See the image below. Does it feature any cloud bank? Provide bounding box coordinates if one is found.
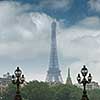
[0,1,100,83]
[0,1,54,60]
[88,0,100,12]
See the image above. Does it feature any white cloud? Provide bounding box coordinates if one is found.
[58,17,100,62]
[0,1,100,83]
[57,17,100,83]
[88,0,100,12]
[0,1,54,60]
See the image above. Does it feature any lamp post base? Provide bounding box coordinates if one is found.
[15,94,22,100]
[81,95,89,100]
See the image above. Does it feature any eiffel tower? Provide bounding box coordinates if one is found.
[46,21,63,83]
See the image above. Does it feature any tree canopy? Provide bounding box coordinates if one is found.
[1,81,100,100]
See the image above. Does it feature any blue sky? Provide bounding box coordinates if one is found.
[0,0,100,84]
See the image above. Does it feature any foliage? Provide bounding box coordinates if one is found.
[1,81,100,100]
[2,83,16,100]
[88,89,100,100]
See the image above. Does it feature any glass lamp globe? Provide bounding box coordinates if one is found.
[14,67,22,77]
[81,65,88,76]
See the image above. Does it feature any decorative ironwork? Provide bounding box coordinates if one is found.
[77,65,92,100]
[46,21,63,83]
[12,67,25,100]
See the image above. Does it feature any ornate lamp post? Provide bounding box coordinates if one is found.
[12,67,25,100]
[77,65,92,100]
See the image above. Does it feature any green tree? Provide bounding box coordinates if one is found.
[55,85,82,100]
[2,81,100,100]
[22,81,55,100]
[2,83,16,100]
[88,89,100,100]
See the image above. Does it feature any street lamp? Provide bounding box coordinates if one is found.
[12,67,25,100]
[77,65,92,100]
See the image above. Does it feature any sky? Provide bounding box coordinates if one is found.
[0,0,100,84]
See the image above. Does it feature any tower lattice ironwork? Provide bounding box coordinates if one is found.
[46,21,63,83]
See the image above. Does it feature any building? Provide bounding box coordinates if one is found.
[76,81,100,90]
[66,68,73,85]
[87,81,100,90]
[0,72,12,93]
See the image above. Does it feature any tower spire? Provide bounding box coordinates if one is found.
[66,67,72,85]
[46,20,63,83]
[68,68,70,77]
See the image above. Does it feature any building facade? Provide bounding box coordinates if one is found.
[0,72,12,93]
[87,81,100,90]
[76,81,100,90]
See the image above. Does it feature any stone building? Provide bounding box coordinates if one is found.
[87,81,100,90]
[0,72,12,93]
[76,81,100,90]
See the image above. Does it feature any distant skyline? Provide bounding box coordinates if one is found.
[0,0,100,84]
